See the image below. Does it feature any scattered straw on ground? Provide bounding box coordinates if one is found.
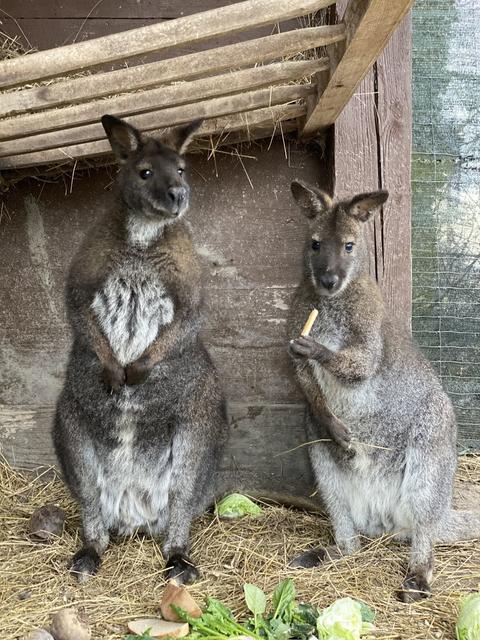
[1,457,479,640]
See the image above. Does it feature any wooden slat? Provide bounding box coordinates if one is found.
[0,84,312,159]
[0,102,306,169]
[375,15,412,330]
[301,0,414,136]
[0,59,326,141]
[0,25,344,118]
[0,0,337,87]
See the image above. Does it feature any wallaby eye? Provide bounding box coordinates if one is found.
[345,242,354,253]
[311,240,321,251]
[139,169,153,180]
[177,167,185,176]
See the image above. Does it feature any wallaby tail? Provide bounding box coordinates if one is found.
[436,509,480,544]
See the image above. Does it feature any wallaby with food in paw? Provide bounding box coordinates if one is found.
[287,180,480,601]
[53,115,228,585]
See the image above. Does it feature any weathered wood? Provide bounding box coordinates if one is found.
[0,26,344,118]
[375,15,412,330]
[0,0,337,87]
[333,0,412,329]
[301,0,414,136]
[0,1,243,19]
[0,89,310,169]
[0,60,326,141]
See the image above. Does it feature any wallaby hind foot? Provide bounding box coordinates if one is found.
[166,553,200,585]
[399,573,431,603]
[69,547,102,583]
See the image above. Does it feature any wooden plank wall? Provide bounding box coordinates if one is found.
[333,0,412,329]
[0,0,412,499]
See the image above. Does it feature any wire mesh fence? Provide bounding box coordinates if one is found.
[412,0,480,449]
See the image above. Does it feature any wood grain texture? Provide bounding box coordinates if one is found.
[301,0,414,135]
[0,1,245,19]
[0,100,308,169]
[0,26,340,117]
[0,0,336,87]
[376,15,412,329]
[333,0,412,327]
[0,61,322,146]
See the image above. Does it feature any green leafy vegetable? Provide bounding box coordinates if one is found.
[215,493,262,519]
[244,583,267,616]
[317,597,374,640]
[456,592,480,640]
[357,601,375,624]
[124,631,155,640]
[272,579,296,622]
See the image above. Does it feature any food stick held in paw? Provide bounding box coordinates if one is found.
[301,309,318,337]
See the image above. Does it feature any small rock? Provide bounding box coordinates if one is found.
[51,608,91,640]
[29,504,65,542]
[17,589,32,600]
[21,630,54,640]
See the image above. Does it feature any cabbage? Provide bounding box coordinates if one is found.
[456,593,480,640]
[317,598,374,640]
[215,493,262,519]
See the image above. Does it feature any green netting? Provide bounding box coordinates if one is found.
[412,0,480,449]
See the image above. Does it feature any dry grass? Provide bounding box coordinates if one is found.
[1,458,480,639]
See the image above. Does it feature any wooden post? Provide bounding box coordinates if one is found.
[300,0,414,137]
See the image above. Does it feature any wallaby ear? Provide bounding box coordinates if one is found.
[101,114,143,163]
[291,180,332,219]
[347,190,389,222]
[163,119,203,155]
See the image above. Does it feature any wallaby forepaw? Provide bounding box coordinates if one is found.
[102,364,125,393]
[69,547,101,583]
[329,419,352,450]
[399,574,431,603]
[125,356,152,386]
[166,554,200,585]
[289,336,329,362]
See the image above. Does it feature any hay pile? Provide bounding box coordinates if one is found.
[1,458,479,640]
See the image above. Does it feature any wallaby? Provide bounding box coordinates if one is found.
[53,115,228,585]
[287,180,480,601]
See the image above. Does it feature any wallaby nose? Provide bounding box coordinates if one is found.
[167,186,187,208]
[320,273,339,291]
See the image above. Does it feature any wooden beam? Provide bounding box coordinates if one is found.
[0,25,345,118]
[0,103,306,169]
[300,0,414,136]
[0,60,326,141]
[0,0,337,88]
[0,84,313,158]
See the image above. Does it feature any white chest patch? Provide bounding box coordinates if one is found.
[91,265,174,366]
[338,465,412,538]
[95,412,172,535]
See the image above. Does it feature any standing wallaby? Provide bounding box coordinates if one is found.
[287,180,480,601]
[53,115,228,585]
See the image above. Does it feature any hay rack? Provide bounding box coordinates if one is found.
[0,0,413,173]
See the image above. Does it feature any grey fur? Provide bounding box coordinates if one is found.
[288,180,480,601]
[53,116,227,585]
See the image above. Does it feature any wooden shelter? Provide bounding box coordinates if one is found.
[0,0,413,497]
